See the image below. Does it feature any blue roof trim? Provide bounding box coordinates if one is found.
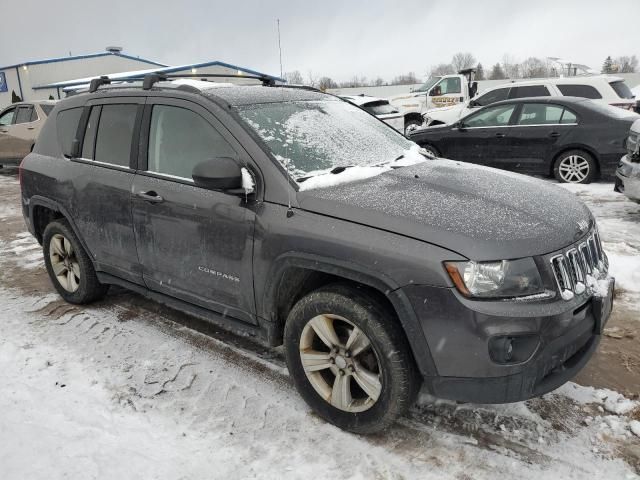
[33,60,286,89]
[0,52,166,71]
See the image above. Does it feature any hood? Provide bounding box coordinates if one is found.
[297,160,594,260]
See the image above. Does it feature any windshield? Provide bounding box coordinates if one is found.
[237,100,414,179]
[413,77,441,93]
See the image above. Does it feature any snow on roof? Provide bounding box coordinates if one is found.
[0,51,165,72]
[339,94,387,106]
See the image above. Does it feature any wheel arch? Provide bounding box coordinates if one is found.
[262,253,437,377]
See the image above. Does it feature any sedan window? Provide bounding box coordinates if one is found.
[516,104,564,125]
[14,106,33,124]
[0,107,15,126]
[463,104,517,128]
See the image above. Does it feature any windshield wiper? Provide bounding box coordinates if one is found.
[296,165,357,183]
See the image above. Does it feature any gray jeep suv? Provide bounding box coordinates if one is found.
[19,75,614,434]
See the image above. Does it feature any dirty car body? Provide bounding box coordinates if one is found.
[20,82,614,431]
[615,119,640,202]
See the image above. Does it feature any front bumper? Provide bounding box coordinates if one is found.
[401,276,614,404]
[616,154,640,202]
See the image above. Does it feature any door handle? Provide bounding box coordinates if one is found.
[27,127,35,130]
[495,132,506,138]
[136,190,164,203]
[0,129,7,133]
[549,132,561,138]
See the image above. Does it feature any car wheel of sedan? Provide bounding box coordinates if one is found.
[284,284,419,434]
[420,144,440,158]
[43,219,109,304]
[553,150,597,184]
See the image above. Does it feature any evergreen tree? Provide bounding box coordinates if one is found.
[11,90,22,103]
[48,95,55,100]
[489,63,506,80]
[602,56,614,74]
[476,63,485,80]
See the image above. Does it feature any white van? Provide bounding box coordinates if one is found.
[424,75,636,127]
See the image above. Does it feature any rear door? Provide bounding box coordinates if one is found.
[70,97,144,284]
[505,103,578,173]
[131,97,257,324]
[453,103,518,166]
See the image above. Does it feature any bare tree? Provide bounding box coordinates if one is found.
[307,70,317,88]
[373,77,385,86]
[284,70,304,84]
[451,52,476,73]
[502,54,520,79]
[429,63,454,76]
[390,72,418,85]
[520,57,548,78]
[318,77,338,90]
[489,63,506,80]
[614,55,638,73]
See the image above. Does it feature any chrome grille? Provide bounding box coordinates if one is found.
[549,231,606,300]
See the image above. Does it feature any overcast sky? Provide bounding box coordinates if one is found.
[2,0,639,82]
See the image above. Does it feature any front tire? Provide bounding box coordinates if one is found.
[284,284,419,434]
[553,150,597,184]
[420,144,440,158]
[404,119,423,135]
[43,219,109,304]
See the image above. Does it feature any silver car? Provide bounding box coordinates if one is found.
[0,101,57,166]
[340,94,405,132]
[615,118,640,202]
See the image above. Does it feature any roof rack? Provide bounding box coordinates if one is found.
[89,75,112,93]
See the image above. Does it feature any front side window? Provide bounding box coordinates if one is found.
[41,104,55,116]
[93,104,138,167]
[463,104,517,128]
[436,77,461,95]
[147,105,236,179]
[516,104,564,125]
[237,100,414,179]
[14,106,33,124]
[474,88,509,107]
[0,107,15,126]
[557,84,602,99]
[509,85,550,99]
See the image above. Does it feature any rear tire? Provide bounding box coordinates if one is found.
[43,219,109,304]
[283,284,419,434]
[553,150,597,184]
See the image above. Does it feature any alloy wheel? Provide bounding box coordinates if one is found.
[299,314,382,413]
[558,155,590,183]
[49,233,81,292]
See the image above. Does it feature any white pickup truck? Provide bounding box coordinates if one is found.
[388,69,478,132]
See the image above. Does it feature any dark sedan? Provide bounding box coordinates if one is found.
[409,97,639,183]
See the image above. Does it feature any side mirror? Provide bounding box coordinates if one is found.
[192,157,243,191]
[455,121,468,131]
[468,100,477,108]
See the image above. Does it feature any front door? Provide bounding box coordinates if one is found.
[453,103,518,166]
[131,98,257,324]
[0,106,16,160]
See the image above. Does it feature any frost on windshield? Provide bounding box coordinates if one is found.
[237,100,416,183]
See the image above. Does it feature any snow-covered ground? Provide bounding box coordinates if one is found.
[1,174,640,479]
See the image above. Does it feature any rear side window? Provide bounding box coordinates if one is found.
[81,107,101,159]
[56,107,83,157]
[93,104,138,167]
[560,109,578,124]
[557,84,602,99]
[610,81,634,99]
[517,104,564,125]
[509,85,550,99]
[15,106,33,124]
[363,101,398,115]
[30,108,38,122]
[474,88,509,106]
[147,105,236,179]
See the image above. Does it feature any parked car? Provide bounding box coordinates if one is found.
[615,118,640,202]
[340,94,405,132]
[0,101,56,166]
[424,75,636,127]
[20,76,613,434]
[410,96,638,183]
